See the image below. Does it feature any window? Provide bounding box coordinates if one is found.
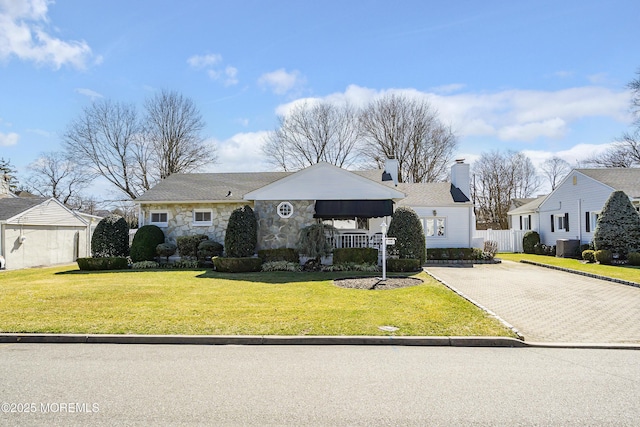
[277,202,293,218]
[520,215,531,231]
[193,209,213,226]
[425,218,445,237]
[322,218,369,230]
[557,216,565,230]
[554,213,569,232]
[150,211,168,227]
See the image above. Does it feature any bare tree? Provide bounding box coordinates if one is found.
[585,68,640,168]
[263,101,362,171]
[472,150,540,229]
[64,99,145,199]
[144,89,216,179]
[64,91,215,200]
[359,93,457,183]
[24,151,94,205]
[540,156,571,190]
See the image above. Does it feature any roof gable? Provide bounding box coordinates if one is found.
[244,162,405,201]
[576,168,640,198]
[0,197,86,226]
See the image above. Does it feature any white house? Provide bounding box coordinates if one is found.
[508,168,640,246]
[135,159,477,255]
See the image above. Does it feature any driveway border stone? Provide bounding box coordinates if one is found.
[520,260,640,288]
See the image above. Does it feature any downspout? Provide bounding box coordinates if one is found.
[578,199,582,243]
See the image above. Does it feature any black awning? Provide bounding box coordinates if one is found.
[314,200,393,219]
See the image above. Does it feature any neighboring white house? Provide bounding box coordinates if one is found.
[135,159,477,254]
[508,168,640,246]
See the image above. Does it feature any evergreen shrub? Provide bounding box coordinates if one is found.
[77,257,129,271]
[627,252,640,266]
[333,248,378,265]
[213,256,262,273]
[522,231,540,254]
[582,250,596,263]
[197,240,224,261]
[593,190,640,258]
[387,207,426,264]
[130,225,165,262]
[594,249,612,265]
[386,258,421,272]
[176,234,208,259]
[91,214,130,258]
[156,242,177,262]
[258,248,299,263]
[225,205,258,257]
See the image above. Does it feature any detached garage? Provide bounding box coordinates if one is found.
[0,198,95,270]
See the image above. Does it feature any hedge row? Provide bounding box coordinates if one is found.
[333,248,378,265]
[426,247,483,261]
[77,257,129,271]
[212,256,262,273]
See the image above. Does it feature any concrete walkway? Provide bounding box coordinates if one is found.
[426,260,640,344]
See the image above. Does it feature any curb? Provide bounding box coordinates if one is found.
[519,260,640,289]
[0,334,638,349]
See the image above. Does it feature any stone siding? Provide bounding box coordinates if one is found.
[254,200,316,250]
[142,203,244,246]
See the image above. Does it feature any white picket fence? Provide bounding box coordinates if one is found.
[474,229,526,253]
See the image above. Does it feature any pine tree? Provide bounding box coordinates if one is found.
[593,190,640,258]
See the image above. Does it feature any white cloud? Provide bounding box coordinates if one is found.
[189,52,238,86]
[0,0,94,70]
[258,68,305,95]
[0,131,19,146]
[75,88,103,100]
[205,131,271,172]
[498,118,566,141]
[187,53,222,69]
[431,83,466,94]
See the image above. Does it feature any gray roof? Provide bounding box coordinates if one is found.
[508,195,547,215]
[577,168,640,198]
[0,197,48,221]
[135,172,292,202]
[136,169,468,206]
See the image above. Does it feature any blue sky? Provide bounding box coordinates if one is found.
[0,0,638,197]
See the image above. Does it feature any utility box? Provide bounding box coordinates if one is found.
[556,239,580,258]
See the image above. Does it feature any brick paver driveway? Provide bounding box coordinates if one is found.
[426,260,640,343]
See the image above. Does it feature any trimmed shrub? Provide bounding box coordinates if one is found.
[582,250,596,263]
[177,234,208,259]
[225,205,258,258]
[387,207,426,264]
[522,231,540,254]
[213,256,262,273]
[258,248,299,263]
[594,190,640,258]
[77,257,129,271]
[261,261,302,272]
[156,242,177,262]
[197,240,224,261]
[297,223,336,262]
[323,263,380,272]
[131,260,160,269]
[628,252,640,266]
[333,248,378,265]
[386,258,421,272]
[92,214,130,258]
[594,249,612,265]
[426,248,478,260]
[130,225,165,262]
[166,259,199,269]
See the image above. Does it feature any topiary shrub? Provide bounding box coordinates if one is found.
[176,234,208,259]
[197,240,223,261]
[333,248,378,265]
[130,225,165,262]
[522,231,540,254]
[156,242,177,262]
[386,258,421,272]
[258,248,299,263]
[77,257,129,271]
[594,190,640,259]
[387,207,426,264]
[213,256,262,273]
[595,249,612,265]
[225,205,258,258]
[91,214,130,258]
[627,252,640,266]
[297,222,336,263]
[582,250,596,263]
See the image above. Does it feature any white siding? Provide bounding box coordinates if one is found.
[538,171,614,246]
[7,199,85,227]
[3,225,86,270]
[411,206,473,248]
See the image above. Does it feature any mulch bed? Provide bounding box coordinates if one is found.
[333,276,423,290]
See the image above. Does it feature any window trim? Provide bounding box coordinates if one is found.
[150,210,169,227]
[424,217,446,238]
[277,201,294,219]
[192,209,213,226]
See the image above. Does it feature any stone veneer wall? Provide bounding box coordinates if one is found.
[142,203,244,247]
[254,200,316,250]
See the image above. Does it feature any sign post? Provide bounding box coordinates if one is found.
[380,221,387,281]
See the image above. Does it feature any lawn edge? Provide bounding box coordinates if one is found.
[519,260,640,288]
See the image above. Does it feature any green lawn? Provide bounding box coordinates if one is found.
[499,253,640,284]
[0,266,514,337]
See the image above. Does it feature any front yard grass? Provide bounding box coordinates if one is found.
[499,253,640,284]
[0,266,514,337]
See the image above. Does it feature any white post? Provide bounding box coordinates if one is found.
[381,221,387,281]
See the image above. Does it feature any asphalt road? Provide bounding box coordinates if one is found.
[1,344,639,426]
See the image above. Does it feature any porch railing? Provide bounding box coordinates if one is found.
[331,232,382,249]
